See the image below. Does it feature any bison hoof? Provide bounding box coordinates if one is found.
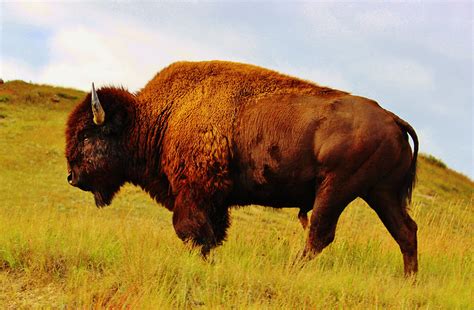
[200,244,212,258]
[290,247,318,268]
[303,246,319,259]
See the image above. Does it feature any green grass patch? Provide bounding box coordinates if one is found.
[421,153,447,169]
[57,92,78,100]
[0,95,9,103]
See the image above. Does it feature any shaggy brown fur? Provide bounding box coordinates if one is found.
[65,61,419,275]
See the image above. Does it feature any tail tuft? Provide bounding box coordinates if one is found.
[389,112,419,205]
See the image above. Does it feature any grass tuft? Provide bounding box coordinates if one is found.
[421,153,447,169]
[57,92,78,100]
[0,95,9,103]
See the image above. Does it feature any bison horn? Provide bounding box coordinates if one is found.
[91,82,105,125]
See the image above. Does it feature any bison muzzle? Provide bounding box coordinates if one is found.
[65,61,419,275]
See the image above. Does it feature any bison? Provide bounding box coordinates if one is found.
[65,61,418,275]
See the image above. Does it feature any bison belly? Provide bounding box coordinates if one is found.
[231,95,325,208]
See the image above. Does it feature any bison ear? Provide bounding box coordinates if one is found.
[91,83,105,125]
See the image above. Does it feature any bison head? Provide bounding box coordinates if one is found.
[65,84,135,207]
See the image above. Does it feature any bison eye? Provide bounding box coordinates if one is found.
[80,132,91,142]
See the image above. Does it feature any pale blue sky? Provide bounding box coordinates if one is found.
[1,1,472,178]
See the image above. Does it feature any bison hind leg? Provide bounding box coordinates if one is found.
[303,174,362,259]
[298,210,309,230]
[364,188,418,276]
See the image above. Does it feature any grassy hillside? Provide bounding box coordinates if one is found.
[0,81,472,308]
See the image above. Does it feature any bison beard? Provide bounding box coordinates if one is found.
[93,189,115,208]
[65,60,419,276]
[91,175,123,208]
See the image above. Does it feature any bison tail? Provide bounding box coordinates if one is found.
[392,114,418,206]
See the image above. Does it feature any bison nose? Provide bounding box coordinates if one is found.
[67,172,73,185]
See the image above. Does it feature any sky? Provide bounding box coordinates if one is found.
[1,1,472,178]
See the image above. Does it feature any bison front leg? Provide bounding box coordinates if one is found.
[172,190,229,257]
